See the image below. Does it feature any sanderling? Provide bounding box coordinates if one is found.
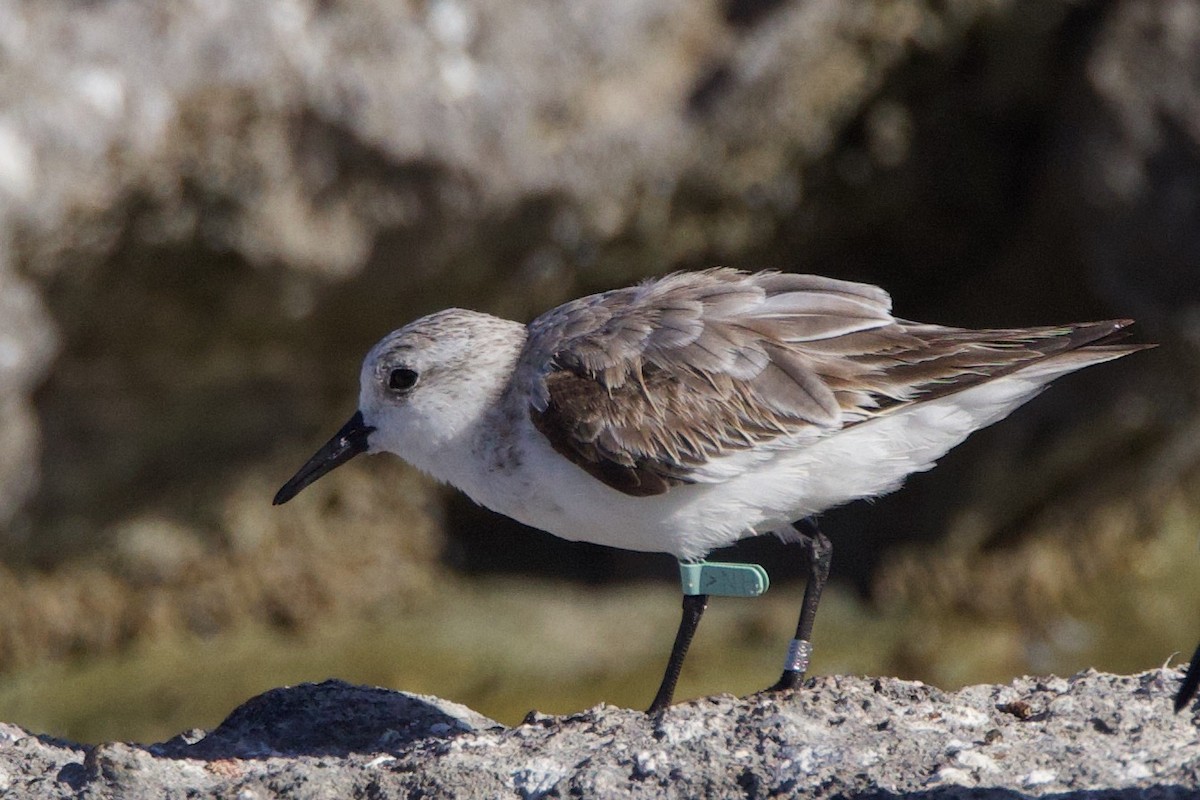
[274,268,1149,713]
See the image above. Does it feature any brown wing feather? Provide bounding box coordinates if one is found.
[521,269,1138,497]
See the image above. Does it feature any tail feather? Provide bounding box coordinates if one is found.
[1013,342,1153,380]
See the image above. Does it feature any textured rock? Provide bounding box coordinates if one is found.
[0,671,1197,798]
[0,266,56,531]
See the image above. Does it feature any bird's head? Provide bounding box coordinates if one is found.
[273,309,525,505]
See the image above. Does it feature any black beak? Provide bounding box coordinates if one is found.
[273,411,376,505]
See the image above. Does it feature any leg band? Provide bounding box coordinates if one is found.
[783,638,812,673]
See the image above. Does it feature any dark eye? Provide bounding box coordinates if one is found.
[388,368,419,392]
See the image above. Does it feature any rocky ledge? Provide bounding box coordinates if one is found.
[1,670,1197,799]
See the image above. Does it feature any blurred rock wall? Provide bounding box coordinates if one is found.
[0,0,1197,670]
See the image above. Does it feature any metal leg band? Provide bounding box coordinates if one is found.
[783,638,812,673]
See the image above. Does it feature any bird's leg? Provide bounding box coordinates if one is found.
[768,518,832,692]
[647,592,709,714]
[1175,639,1200,713]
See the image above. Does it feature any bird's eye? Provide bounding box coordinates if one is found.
[388,368,419,392]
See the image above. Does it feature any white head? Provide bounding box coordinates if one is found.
[359,309,527,459]
[274,309,526,504]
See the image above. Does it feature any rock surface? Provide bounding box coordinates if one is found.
[1,670,1197,798]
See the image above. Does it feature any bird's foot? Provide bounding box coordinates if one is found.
[645,695,674,716]
[764,669,805,694]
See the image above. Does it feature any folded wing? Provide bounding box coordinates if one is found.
[519,268,1137,497]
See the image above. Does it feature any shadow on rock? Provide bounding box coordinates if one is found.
[151,679,500,760]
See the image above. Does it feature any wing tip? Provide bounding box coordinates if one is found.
[1068,318,1155,359]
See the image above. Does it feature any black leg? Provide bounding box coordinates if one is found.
[1175,639,1200,713]
[768,518,832,692]
[647,593,709,714]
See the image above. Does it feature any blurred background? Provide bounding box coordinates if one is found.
[0,0,1198,744]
